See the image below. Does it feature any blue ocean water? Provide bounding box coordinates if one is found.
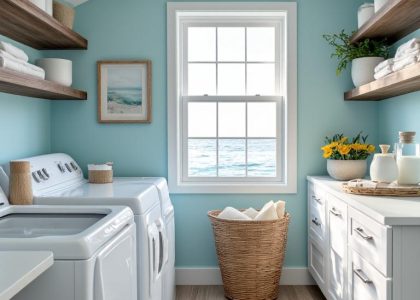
[188,139,276,177]
[107,87,142,106]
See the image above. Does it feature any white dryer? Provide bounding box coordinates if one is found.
[0,186,137,300]
[126,177,175,300]
[0,153,172,300]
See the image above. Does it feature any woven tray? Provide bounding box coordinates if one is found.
[342,181,420,197]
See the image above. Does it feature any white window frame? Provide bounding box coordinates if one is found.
[167,2,297,194]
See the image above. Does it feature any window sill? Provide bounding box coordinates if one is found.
[168,181,297,194]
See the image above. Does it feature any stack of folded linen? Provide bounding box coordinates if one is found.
[217,200,286,221]
[393,38,420,72]
[374,58,394,80]
[0,41,45,79]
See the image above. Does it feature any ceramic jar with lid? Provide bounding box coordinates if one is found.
[358,3,375,28]
[370,145,398,183]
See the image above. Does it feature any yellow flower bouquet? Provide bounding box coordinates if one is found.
[322,133,375,160]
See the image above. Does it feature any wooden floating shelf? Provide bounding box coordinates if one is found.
[0,68,87,100]
[0,0,87,50]
[345,63,420,101]
[351,0,420,44]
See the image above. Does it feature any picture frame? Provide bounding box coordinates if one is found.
[97,60,152,123]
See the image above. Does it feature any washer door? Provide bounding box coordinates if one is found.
[94,224,137,300]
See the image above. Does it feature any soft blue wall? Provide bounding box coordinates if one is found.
[0,38,51,164]
[378,30,420,146]
[49,0,377,268]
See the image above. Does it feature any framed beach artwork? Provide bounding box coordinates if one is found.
[97,60,152,123]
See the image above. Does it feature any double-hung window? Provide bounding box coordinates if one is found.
[168,3,297,194]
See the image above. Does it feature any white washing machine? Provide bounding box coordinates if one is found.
[0,153,174,300]
[0,186,137,300]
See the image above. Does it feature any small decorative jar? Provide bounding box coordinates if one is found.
[358,3,375,28]
[395,131,420,185]
[9,161,33,205]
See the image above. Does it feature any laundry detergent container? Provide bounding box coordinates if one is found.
[208,210,290,300]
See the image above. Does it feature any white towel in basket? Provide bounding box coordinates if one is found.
[218,207,251,220]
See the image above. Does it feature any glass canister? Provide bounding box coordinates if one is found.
[395,131,420,185]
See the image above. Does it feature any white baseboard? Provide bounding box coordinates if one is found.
[176,267,315,286]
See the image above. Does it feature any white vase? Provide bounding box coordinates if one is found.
[327,160,367,181]
[351,57,384,87]
[358,3,375,28]
[375,0,388,12]
[29,0,46,10]
[36,58,72,87]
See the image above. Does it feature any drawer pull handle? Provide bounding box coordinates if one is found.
[311,218,321,227]
[354,227,373,240]
[354,269,372,284]
[311,195,322,204]
[330,207,341,217]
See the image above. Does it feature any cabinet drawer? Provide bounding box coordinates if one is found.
[308,183,326,243]
[349,207,392,277]
[309,183,326,208]
[310,204,325,243]
[309,238,327,293]
[328,195,348,257]
[348,250,391,300]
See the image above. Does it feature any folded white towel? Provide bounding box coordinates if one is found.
[393,55,418,72]
[374,65,393,80]
[255,201,278,221]
[347,179,379,189]
[275,200,286,219]
[0,41,29,62]
[374,58,394,73]
[0,54,45,79]
[243,207,259,219]
[395,38,420,59]
[218,207,252,220]
[0,50,43,73]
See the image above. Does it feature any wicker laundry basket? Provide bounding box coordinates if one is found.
[208,210,290,300]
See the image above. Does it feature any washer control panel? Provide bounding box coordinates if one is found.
[2,153,85,196]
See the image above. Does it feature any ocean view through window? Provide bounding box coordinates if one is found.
[168,3,297,193]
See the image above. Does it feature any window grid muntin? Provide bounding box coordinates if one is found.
[184,21,282,97]
[181,19,284,182]
[182,96,282,181]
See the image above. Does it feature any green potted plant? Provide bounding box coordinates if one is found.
[321,132,376,181]
[323,30,390,87]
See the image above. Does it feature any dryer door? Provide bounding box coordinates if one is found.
[94,224,137,300]
[148,221,164,298]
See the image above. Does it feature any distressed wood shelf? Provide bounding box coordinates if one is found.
[0,68,87,100]
[351,0,420,44]
[0,0,87,50]
[345,63,420,101]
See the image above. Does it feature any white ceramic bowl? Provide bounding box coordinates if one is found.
[327,159,367,181]
[36,58,72,87]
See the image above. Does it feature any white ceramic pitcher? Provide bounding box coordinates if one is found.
[370,144,398,183]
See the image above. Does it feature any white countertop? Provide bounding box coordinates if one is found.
[308,176,420,226]
[0,251,53,300]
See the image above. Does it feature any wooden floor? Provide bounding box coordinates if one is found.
[176,285,326,300]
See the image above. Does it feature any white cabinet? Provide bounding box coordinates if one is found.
[348,250,391,300]
[308,238,327,294]
[327,194,348,300]
[308,177,420,300]
[348,207,392,277]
